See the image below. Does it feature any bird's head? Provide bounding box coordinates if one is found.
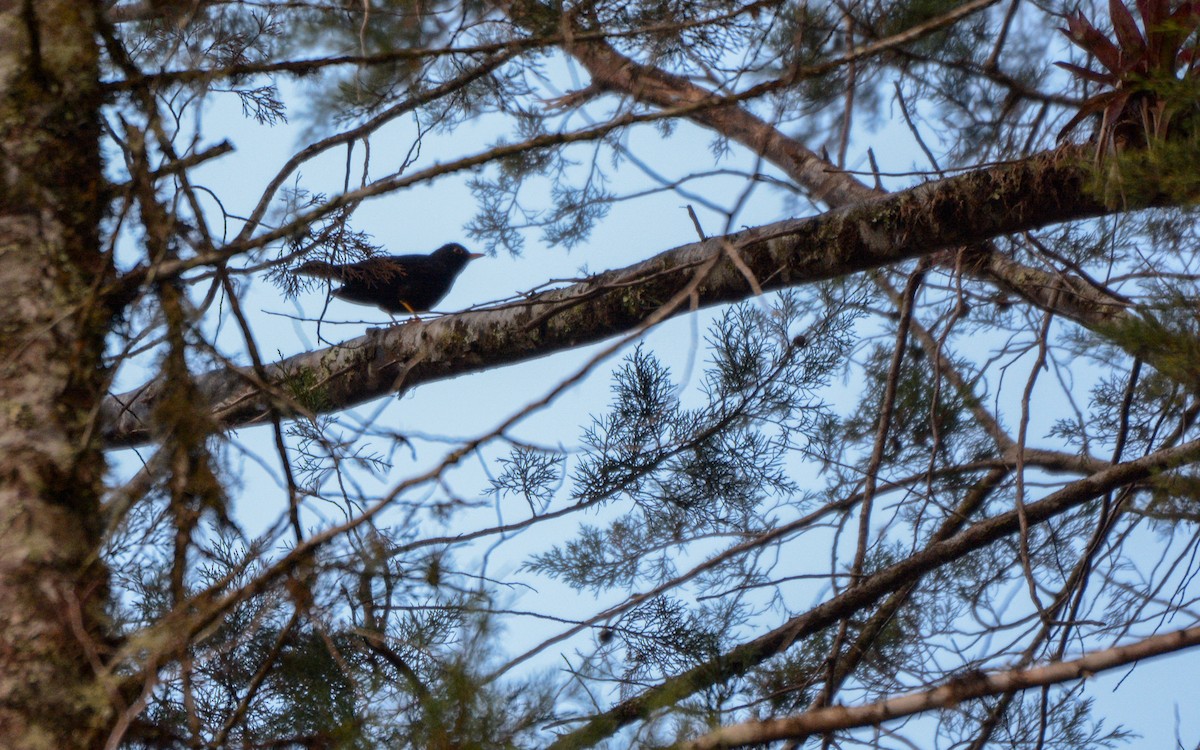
[433,243,485,268]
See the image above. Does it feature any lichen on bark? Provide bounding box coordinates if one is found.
[0,2,116,747]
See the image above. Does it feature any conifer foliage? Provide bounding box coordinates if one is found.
[4,1,1200,748]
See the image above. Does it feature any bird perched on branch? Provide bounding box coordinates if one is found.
[295,242,483,317]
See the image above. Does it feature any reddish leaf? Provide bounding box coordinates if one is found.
[1168,0,1200,30]
[1055,60,1119,84]
[1101,89,1136,129]
[1063,11,1126,73]
[1161,1,1200,67]
[1136,0,1166,33]
[1057,89,1124,139]
[1089,89,1128,110]
[1138,0,1169,68]
[1057,107,1096,139]
[1110,0,1147,58]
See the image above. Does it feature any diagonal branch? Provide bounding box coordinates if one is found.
[549,11,1160,360]
[677,623,1200,750]
[545,437,1200,750]
[102,149,1114,448]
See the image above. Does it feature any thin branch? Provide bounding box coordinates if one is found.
[545,438,1200,750]
[678,623,1200,749]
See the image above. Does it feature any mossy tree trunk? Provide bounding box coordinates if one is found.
[0,2,114,747]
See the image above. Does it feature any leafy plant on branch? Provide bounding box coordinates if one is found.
[1057,0,1200,149]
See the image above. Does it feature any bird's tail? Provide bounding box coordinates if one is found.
[294,260,342,280]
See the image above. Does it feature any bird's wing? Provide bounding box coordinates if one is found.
[342,256,410,286]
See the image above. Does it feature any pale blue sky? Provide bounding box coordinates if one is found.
[105,42,1200,747]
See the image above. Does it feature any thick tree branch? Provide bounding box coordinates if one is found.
[102,149,1112,448]
[553,14,1147,350]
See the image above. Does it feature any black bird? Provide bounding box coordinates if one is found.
[296,243,483,316]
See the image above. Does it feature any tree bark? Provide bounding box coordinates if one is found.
[0,1,114,747]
